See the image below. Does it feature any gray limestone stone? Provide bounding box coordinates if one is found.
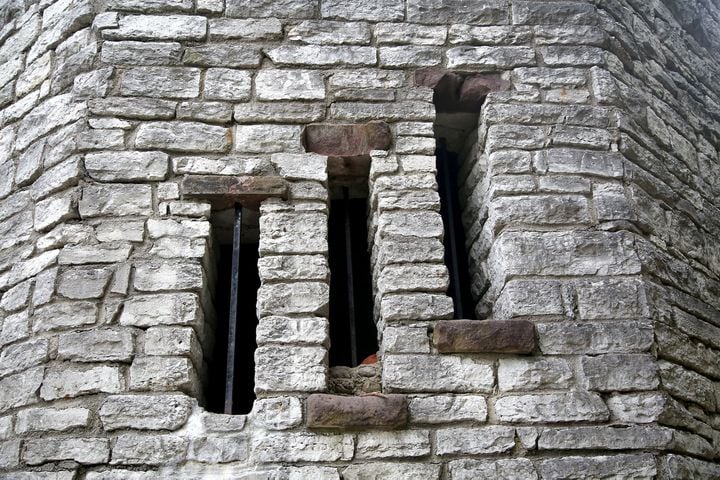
[129,356,197,394]
[581,354,659,392]
[183,45,261,67]
[287,20,371,45]
[234,125,303,153]
[251,432,353,463]
[321,0,403,21]
[436,426,516,455]
[58,328,134,362]
[407,0,508,24]
[447,46,536,69]
[379,46,443,67]
[256,69,325,101]
[498,357,574,392]
[538,425,672,451]
[448,459,537,480]
[119,293,201,327]
[24,437,109,465]
[537,454,657,479]
[111,434,189,465]
[58,267,113,299]
[133,260,203,291]
[343,463,441,480]
[383,354,494,393]
[188,436,248,463]
[376,23,447,45]
[85,151,169,181]
[495,391,609,423]
[256,316,329,346]
[257,282,329,317]
[266,45,376,66]
[40,364,123,400]
[101,41,183,65]
[409,395,487,424]
[382,325,430,354]
[536,321,654,355]
[204,68,252,101]
[377,263,448,294]
[135,121,231,153]
[106,0,193,12]
[355,430,430,459]
[144,326,201,365]
[0,311,30,348]
[104,15,207,41]
[259,212,327,254]
[15,93,85,150]
[380,293,453,321]
[79,184,153,217]
[0,338,49,378]
[255,346,326,393]
[99,394,193,431]
[32,301,97,333]
[209,18,282,40]
[120,67,199,98]
[226,0,316,18]
[234,102,326,124]
[59,244,132,265]
[0,367,43,413]
[33,189,78,232]
[88,97,177,120]
[15,407,90,434]
[250,396,303,430]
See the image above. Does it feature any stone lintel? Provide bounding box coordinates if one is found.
[181,175,287,209]
[302,121,392,157]
[433,320,536,354]
[306,393,408,429]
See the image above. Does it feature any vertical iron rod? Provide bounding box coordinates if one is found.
[438,144,465,319]
[224,204,242,414]
[343,187,358,366]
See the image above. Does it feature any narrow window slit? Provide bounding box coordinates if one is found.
[205,206,259,415]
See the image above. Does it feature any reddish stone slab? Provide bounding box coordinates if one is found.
[433,320,536,354]
[306,393,408,429]
[181,175,287,208]
[459,74,513,103]
[302,122,392,157]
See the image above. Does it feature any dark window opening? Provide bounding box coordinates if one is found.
[205,207,259,415]
[328,187,378,367]
[436,142,476,319]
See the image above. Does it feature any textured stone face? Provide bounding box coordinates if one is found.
[306,394,408,429]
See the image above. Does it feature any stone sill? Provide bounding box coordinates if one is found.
[306,393,408,430]
[433,319,536,354]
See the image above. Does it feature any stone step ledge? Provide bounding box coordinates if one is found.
[306,393,408,429]
[433,319,536,354]
[181,174,288,209]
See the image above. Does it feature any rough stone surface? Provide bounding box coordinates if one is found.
[99,394,193,431]
[306,394,408,429]
[433,320,536,354]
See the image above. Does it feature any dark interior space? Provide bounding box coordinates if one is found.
[328,192,378,367]
[205,208,260,415]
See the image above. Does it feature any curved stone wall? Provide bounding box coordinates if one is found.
[0,0,718,478]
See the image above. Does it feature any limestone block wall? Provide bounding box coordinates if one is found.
[0,0,718,478]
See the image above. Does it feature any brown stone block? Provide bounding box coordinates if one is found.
[433,320,536,354]
[302,122,392,157]
[181,175,287,209]
[306,393,408,429]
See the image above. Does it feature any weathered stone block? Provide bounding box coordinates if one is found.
[377,263,448,294]
[234,125,303,153]
[134,260,203,291]
[250,396,303,430]
[24,437,109,465]
[257,282,329,317]
[58,328,134,362]
[101,41,183,65]
[256,69,325,101]
[498,357,573,392]
[135,121,231,153]
[266,45,376,67]
[383,354,493,393]
[287,20,371,45]
[0,367,43,413]
[129,356,197,394]
[100,394,193,431]
[79,184,153,217]
[32,301,97,333]
[120,67,200,98]
[85,151,169,182]
[144,327,201,364]
[104,15,207,41]
[57,267,113,299]
[434,320,536,354]
[203,68,252,101]
[303,122,392,157]
[111,434,189,465]
[448,459,537,480]
[259,212,328,255]
[41,364,123,400]
[407,0,508,24]
[88,97,177,120]
[343,463,441,480]
[255,346,326,393]
[226,0,316,18]
[382,325,430,354]
[495,391,609,423]
[188,436,249,463]
[182,45,261,67]
[380,293,454,321]
[581,354,659,392]
[181,175,287,208]
[256,316,329,346]
[306,394,408,429]
[355,430,430,459]
[0,338,48,378]
[251,432,354,463]
[209,18,283,40]
[436,426,516,455]
[536,321,653,355]
[15,407,90,434]
[538,425,671,451]
[537,454,657,478]
[119,293,201,327]
[409,395,487,424]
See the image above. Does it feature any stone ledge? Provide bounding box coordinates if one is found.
[181,175,287,209]
[306,393,408,429]
[433,320,536,354]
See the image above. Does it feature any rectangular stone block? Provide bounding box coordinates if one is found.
[133,260,203,291]
[255,346,326,393]
[32,301,98,333]
[498,357,573,392]
[88,97,177,120]
[536,321,653,355]
[383,354,493,393]
[256,69,325,101]
[266,45,376,66]
[101,41,183,65]
[447,46,535,69]
[343,463,440,480]
[104,15,207,41]
[129,356,198,394]
[538,425,671,451]
[0,367,43,414]
[226,0,316,18]
[181,175,287,208]
[234,103,326,124]
[379,46,443,67]
[144,327,201,364]
[79,184,153,217]
[209,18,283,40]
[135,121,231,153]
[437,426,515,455]
[120,67,199,98]
[377,263,448,295]
[321,0,403,21]
[58,328,134,362]
[287,20,371,45]
[0,338,49,378]
[495,391,609,423]
[434,320,536,354]
[15,407,90,434]
[259,212,328,255]
[99,394,193,431]
[376,23,447,45]
[448,459,537,480]
[86,150,169,182]
[111,434,188,465]
[234,125,303,153]
[256,316,329,346]
[119,293,201,327]
[251,432,353,463]
[380,293,453,321]
[537,454,656,479]
[40,364,123,400]
[306,393,408,429]
[355,430,430,459]
[409,395,487,424]
[204,68,252,101]
[408,0,508,24]
[188,435,248,463]
[24,437,109,465]
[257,282,329,317]
[581,354,659,392]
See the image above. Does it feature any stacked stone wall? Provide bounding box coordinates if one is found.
[0,0,718,478]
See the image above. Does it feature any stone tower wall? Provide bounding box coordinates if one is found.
[0,0,719,478]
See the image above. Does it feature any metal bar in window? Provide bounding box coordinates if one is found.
[224,204,242,414]
[437,143,465,319]
[343,187,358,367]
